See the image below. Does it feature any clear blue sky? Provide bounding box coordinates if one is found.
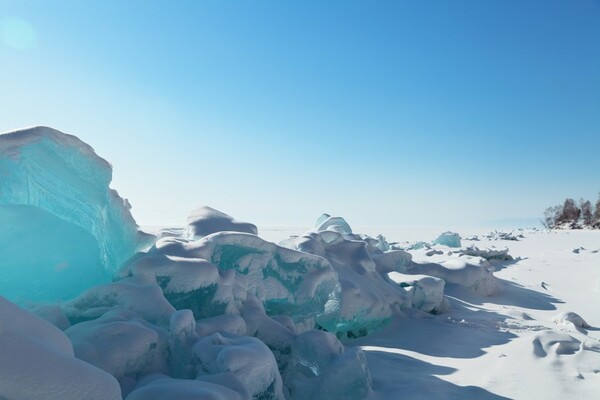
[1,1,599,228]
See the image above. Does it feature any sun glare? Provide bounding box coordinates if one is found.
[1,16,37,50]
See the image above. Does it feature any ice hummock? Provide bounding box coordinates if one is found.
[0,126,152,301]
[432,231,462,247]
[185,206,258,239]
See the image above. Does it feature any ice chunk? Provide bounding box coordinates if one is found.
[387,272,445,313]
[193,332,286,400]
[485,230,520,241]
[460,245,513,261]
[196,314,248,336]
[0,127,152,301]
[62,280,176,325]
[185,206,258,238]
[432,231,462,248]
[287,330,372,400]
[0,296,121,400]
[282,229,410,337]
[239,299,372,400]
[65,309,170,381]
[122,232,341,330]
[372,250,412,274]
[315,214,353,234]
[29,303,71,330]
[117,253,224,318]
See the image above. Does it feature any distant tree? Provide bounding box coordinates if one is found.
[557,198,580,226]
[595,194,600,228]
[543,205,561,229]
[580,199,593,226]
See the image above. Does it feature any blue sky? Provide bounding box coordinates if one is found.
[1,1,599,228]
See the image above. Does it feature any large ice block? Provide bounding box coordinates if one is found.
[0,126,152,301]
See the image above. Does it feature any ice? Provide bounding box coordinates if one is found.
[315,214,354,234]
[65,309,170,380]
[387,272,446,313]
[0,127,152,301]
[0,296,121,400]
[185,206,258,238]
[196,314,248,336]
[432,231,462,247]
[287,330,372,400]
[62,280,176,325]
[240,298,372,400]
[120,231,341,331]
[460,245,513,261]
[193,332,285,399]
[281,217,412,337]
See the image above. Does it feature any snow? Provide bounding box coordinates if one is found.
[0,297,122,400]
[2,127,600,400]
[354,229,600,399]
[185,206,258,238]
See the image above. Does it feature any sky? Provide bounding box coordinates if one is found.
[1,1,599,229]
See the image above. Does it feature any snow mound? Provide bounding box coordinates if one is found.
[407,256,497,296]
[65,309,170,380]
[387,272,446,313]
[63,280,176,325]
[532,331,581,357]
[0,126,152,301]
[0,296,121,400]
[127,376,244,400]
[185,206,258,238]
[552,311,591,329]
[193,332,285,399]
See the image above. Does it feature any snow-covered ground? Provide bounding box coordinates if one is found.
[353,229,600,400]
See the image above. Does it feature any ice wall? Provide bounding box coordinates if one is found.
[0,126,152,301]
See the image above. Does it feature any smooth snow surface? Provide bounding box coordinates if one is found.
[0,297,122,400]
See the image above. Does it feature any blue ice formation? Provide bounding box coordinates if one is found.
[432,231,462,248]
[119,231,341,331]
[280,215,414,337]
[0,126,152,301]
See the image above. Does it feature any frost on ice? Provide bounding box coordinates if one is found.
[0,126,152,301]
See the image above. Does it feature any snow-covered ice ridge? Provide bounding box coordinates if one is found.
[2,127,600,399]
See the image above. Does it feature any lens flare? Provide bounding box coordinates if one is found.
[1,16,37,50]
